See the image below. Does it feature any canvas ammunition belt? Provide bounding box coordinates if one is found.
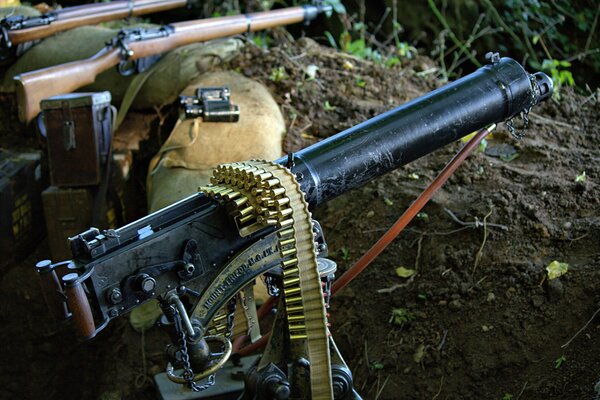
[202,160,333,399]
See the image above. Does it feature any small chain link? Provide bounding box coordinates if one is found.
[225,297,237,339]
[265,275,281,297]
[173,307,216,392]
[506,74,540,140]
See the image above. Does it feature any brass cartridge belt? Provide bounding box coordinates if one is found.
[202,160,333,399]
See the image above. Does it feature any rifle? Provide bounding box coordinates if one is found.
[14,4,331,123]
[1,0,188,56]
[35,57,552,399]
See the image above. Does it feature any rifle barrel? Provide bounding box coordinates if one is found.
[278,58,553,207]
[129,6,312,59]
[15,5,329,123]
[7,0,188,46]
[51,0,176,19]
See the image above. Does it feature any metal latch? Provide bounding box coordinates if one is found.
[179,87,240,122]
[61,100,76,150]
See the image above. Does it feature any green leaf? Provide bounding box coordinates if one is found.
[371,361,384,370]
[324,31,338,50]
[417,212,429,221]
[390,308,416,326]
[340,247,350,261]
[268,66,287,82]
[500,153,519,162]
[324,101,336,111]
[323,0,346,15]
[395,267,416,278]
[478,138,488,153]
[575,171,586,183]
[413,343,425,363]
[546,260,569,280]
[386,57,401,68]
[352,22,366,32]
[554,355,566,368]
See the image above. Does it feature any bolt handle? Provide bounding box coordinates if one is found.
[36,260,69,322]
[63,273,97,339]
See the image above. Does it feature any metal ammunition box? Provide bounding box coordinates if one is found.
[40,92,113,187]
[0,149,46,269]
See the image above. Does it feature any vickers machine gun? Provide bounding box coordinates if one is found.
[36,57,552,399]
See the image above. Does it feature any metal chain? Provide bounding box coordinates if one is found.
[173,307,216,392]
[506,74,541,140]
[225,297,237,339]
[264,275,281,297]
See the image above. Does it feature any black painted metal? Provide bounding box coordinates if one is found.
[57,57,552,338]
[278,57,552,207]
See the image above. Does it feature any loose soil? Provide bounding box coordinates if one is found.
[1,35,599,400]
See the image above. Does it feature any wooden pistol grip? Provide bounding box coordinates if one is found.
[36,261,69,321]
[63,273,96,339]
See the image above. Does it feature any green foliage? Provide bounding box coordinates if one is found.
[322,0,346,16]
[326,26,415,68]
[268,66,287,82]
[497,1,599,81]
[371,361,385,370]
[324,101,337,111]
[389,308,416,327]
[478,138,488,153]
[340,247,350,261]
[251,33,274,49]
[355,78,366,88]
[502,394,513,400]
[555,355,567,368]
[541,59,575,99]
[339,31,383,63]
[416,212,429,222]
[420,0,598,88]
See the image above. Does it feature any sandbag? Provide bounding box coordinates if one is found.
[1,24,243,109]
[0,5,40,18]
[147,70,286,212]
[131,71,284,332]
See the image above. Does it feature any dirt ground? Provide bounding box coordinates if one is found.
[1,35,599,400]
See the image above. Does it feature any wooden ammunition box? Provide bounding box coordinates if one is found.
[0,149,47,269]
[42,186,121,261]
[40,92,113,187]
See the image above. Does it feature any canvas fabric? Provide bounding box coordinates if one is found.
[146,70,285,212]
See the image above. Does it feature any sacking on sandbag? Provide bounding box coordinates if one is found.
[146,70,286,212]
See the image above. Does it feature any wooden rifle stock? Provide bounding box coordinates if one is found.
[4,0,188,46]
[15,5,326,123]
[15,48,122,123]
